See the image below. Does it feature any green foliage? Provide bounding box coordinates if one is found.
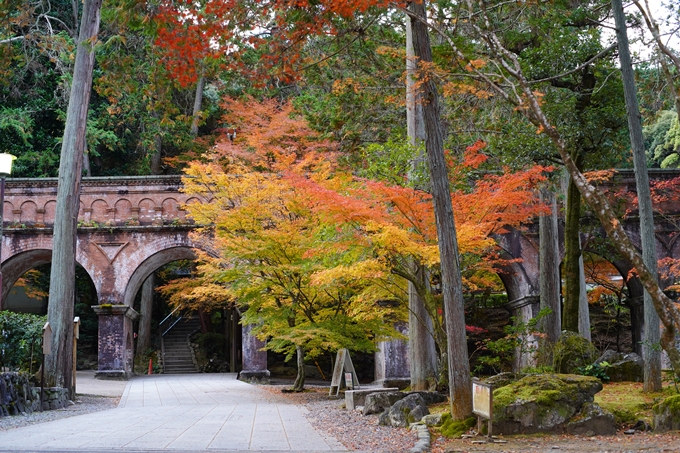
[477,308,551,373]
[195,332,226,358]
[358,139,428,188]
[577,361,611,382]
[0,311,46,372]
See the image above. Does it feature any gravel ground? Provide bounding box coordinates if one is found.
[0,394,120,431]
[259,385,418,453]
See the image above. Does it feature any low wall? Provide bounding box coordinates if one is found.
[0,372,69,416]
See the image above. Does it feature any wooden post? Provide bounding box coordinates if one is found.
[73,317,80,395]
[41,322,52,412]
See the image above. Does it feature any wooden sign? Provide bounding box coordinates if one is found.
[42,322,52,355]
[329,349,360,396]
[472,380,492,420]
[74,317,81,339]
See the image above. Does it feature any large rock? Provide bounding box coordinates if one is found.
[493,374,605,435]
[553,332,599,374]
[653,395,680,432]
[378,393,429,427]
[566,402,616,435]
[407,391,447,405]
[363,391,405,415]
[594,350,643,382]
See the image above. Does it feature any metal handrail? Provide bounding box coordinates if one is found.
[159,307,183,373]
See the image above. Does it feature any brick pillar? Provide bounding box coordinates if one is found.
[92,305,139,380]
[239,323,269,383]
[374,322,410,388]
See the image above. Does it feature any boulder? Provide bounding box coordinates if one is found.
[421,413,444,427]
[492,374,604,435]
[379,393,429,427]
[407,391,447,405]
[553,332,599,374]
[566,402,616,436]
[653,394,680,432]
[363,391,405,415]
[483,372,521,389]
[594,351,643,382]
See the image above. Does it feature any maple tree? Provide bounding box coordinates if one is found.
[179,97,550,396]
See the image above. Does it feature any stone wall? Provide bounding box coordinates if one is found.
[0,372,68,417]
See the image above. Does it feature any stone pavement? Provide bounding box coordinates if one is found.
[0,373,349,453]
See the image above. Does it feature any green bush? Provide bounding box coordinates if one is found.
[0,311,46,372]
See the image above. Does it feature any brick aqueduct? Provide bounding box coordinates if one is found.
[1,171,679,381]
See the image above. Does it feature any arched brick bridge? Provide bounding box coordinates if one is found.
[2,170,679,380]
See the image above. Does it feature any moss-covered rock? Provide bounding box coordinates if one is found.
[492,374,606,434]
[552,332,599,374]
[653,395,680,432]
[439,413,477,437]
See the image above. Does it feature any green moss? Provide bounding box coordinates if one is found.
[99,304,113,309]
[653,394,680,416]
[493,374,598,410]
[438,413,476,438]
[552,332,598,374]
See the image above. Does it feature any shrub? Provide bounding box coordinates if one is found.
[0,311,46,372]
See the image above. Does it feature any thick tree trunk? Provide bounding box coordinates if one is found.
[292,345,305,392]
[563,171,582,333]
[410,1,472,419]
[190,74,206,136]
[136,275,154,357]
[406,16,437,391]
[612,0,661,392]
[46,0,102,398]
[539,187,561,347]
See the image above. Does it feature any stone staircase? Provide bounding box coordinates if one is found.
[162,317,200,374]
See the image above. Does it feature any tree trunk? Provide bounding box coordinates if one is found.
[46,0,102,398]
[406,15,437,391]
[612,0,661,392]
[539,187,561,347]
[410,1,472,419]
[578,251,591,341]
[190,74,206,136]
[563,168,582,334]
[292,345,305,392]
[83,143,91,177]
[136,274,154,357]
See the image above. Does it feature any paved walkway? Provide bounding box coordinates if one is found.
[0,373,348,452]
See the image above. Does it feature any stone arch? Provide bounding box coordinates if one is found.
[19,200,38,225]
[3,200,15,224]
[161,197,181,222]
[91,199,110,224]
[44,200,56,226]
[0,248,96,309]
[122,246,199,307]
[113,229,218,307]
[137,198,155,224]
[115,199,132,225]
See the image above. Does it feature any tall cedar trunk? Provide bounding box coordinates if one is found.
[410,1,472,419]
[578,252,591,340]
[46,0,102,397]
[563,166,582,333]
[612,0,661,391]
[293,345,305,391]
[539,187,561,347]
[136,275,154,357]
[190,75,206,136]
[406,15,438,391]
